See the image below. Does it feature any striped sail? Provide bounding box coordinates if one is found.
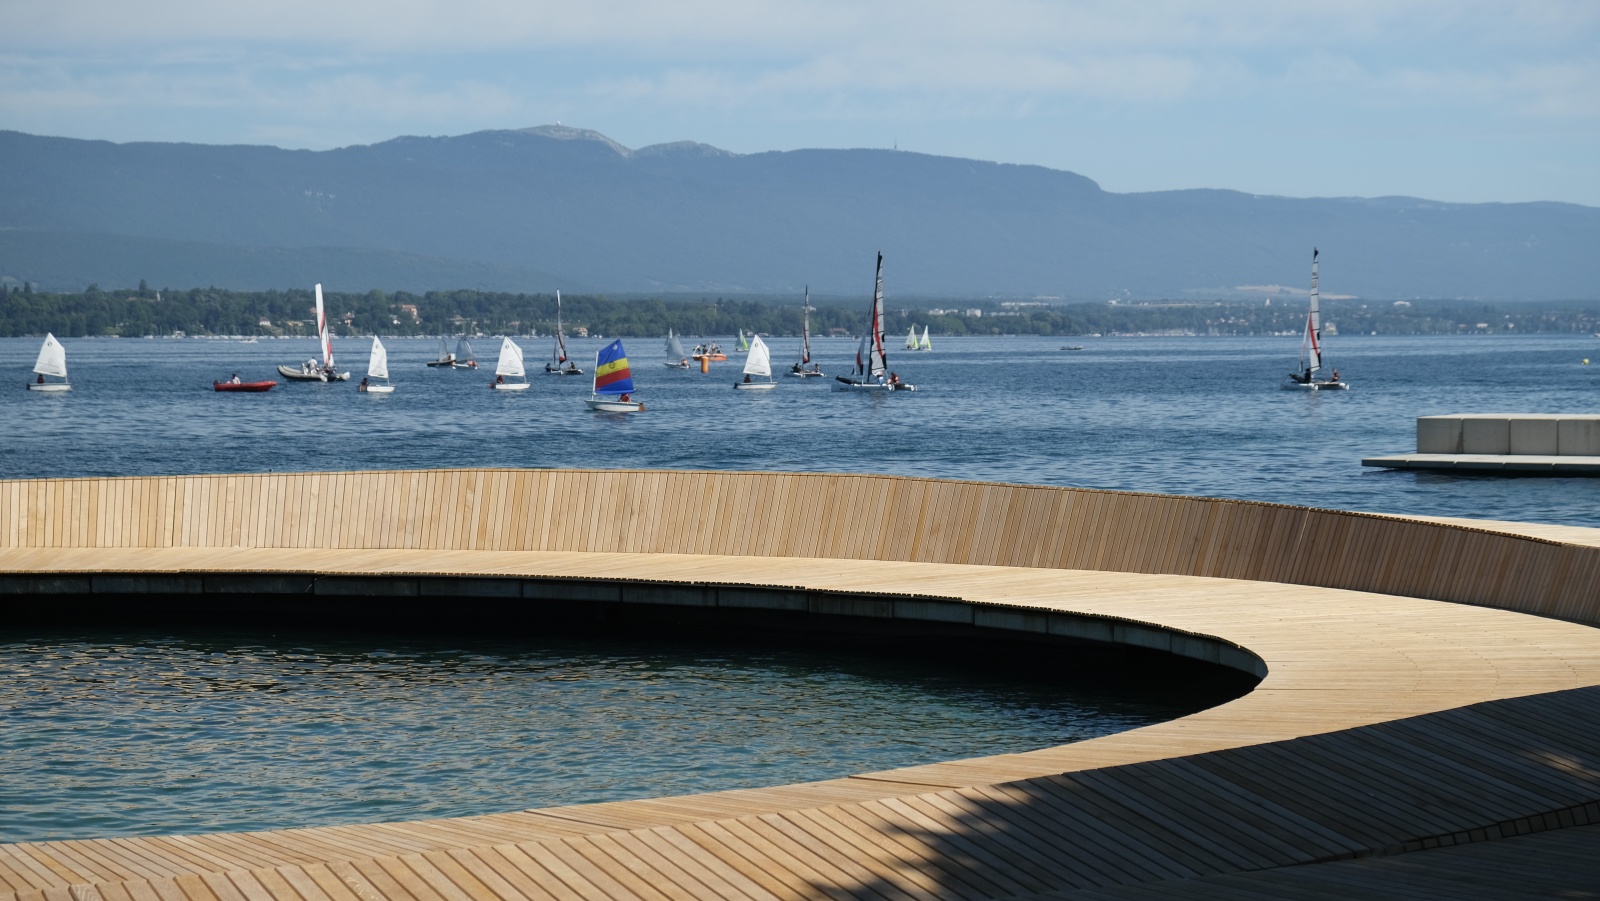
[594,339,635,395]
[315,283,335,369]
[1303,248,1322,373]
[800,287,812,364]
[868,253,886,377]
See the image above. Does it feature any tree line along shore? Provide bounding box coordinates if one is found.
[2,282,1598,339]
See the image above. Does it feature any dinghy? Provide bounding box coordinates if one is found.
[491,337,530,390]
[426,337,456,367]
[27,333,70,392]
[545,291,583,374]
[1284,249,1349,391]
[664,329,690,368]
[360,336,395,394]
[451,337,478,369]
[833,253,916,392]
[734,334,777,390]
[586,339,644,412]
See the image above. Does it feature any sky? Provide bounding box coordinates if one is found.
[2,1,1597,206]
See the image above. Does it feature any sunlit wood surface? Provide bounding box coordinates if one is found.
[3,469,1600,898]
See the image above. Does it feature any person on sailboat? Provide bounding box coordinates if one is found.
[35,374,44,385]
[888,372,901,387]
[743,374,752,384]
[1331,368,1340,382]
[492,374,504,388]
[358,377,369,393]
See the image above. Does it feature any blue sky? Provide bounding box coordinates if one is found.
[3,1,1596,205]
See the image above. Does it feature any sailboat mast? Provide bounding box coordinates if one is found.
[555,290,568,362]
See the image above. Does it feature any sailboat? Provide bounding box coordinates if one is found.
[737,329,751,352]
[734,334,777,390]
[360,336,395,394]
[27,333,70,392]
[452,337,478,369]
[664,329,690,368]
[833,253,916,392]
[278,284,350,381]
[426,337,456,367]
[586,339,644,412]
[545,291,583,374]
[790,287,823,377]
[491,337,530,391]
[905,326,919,350]
[918,326,932,351]
[1284,248,1349,391]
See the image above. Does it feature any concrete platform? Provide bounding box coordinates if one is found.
[1361,452,1600,473]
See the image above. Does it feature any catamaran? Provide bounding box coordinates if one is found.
[734,334,776,390]
[278,284,350,381]
[1285,248,1349,391]
[664,329,689,368]
[426,337,456,367]
[361,336,395,394]
[491,336,530,390]
[27,333,70,392]
[586,339,644,412]
[790,287,823,377]
[833,253,916,392]
[545,291,582,374]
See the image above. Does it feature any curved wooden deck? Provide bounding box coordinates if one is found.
[3,469,1600,899]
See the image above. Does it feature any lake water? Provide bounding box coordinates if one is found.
[2,331,1597,843]
[3,333,1599,523]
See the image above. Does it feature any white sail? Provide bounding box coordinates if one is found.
[1303,248,1323,373]
[743,334,771,377]
[867,253,887,377]
[737,329,750,351]
[905,326,918,349]
[315,283,335,369]
[496,337,525,377]
[668,330,686,358]
[456,337,474,363]
[368,336,389,380]
[33,333,67,378]
[799,287,812,364]
[435,337,452,362]
[919,326,932,350]
[552,290,570,365]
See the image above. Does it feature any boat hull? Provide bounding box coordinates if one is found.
[213,381,276,392]
[733,381,777,391]
[692,354,727,362]
[27,383,70,392]
[492,382,530,391]
[362,385,395,394]
[1283,380,1350,391]
[452,362,478,370]
[277,365,350,381]
[832,378,916,392]
[586,397,644,412]
[545,366,584,375]
[425,359,456,368]
[788,369,824,378]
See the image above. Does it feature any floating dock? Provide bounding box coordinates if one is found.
[1365,413,1600,472]
[3,469,1600,898]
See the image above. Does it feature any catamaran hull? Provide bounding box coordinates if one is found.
[1283,380,1350,391]
[733,382,777,391]
[788,369,824,378]
[832,378,915,392]
[545,367,584,375]
[27,383,70,392]
[586,397,644,412]
[277,365,350,381]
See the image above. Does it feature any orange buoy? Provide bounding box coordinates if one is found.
[700,355,710,373]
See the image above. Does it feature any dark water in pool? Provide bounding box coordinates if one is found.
[0,628,1240,843]
[3,333,1599,523]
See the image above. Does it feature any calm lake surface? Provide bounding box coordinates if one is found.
[3,332,1599,523]
[2,331,1597,842]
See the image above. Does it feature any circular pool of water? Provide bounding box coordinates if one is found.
[0,627,1251,843]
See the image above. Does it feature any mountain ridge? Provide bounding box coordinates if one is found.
[0,126,1594,298]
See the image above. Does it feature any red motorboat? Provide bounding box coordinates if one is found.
[213,380,277,392]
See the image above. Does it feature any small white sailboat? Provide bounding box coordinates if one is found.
[360,336,395,394]
[734,334,777,390]
[905,326,919,350]
[790,287,823,377]
[664,329,690,368]
[918,326,932,351]
[834,253,916,392]
[1285,248,1349,391]
[27,333,70,392]
[491,336,530,390]
[586,339,643,412]
[278,284,350,381]
[545,290,583,374]
[426,337,456,367]
[452,337,478,369]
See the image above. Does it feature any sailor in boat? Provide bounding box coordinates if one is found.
[492,374,504,388]
[358,377,369,393]
[230,373,241,384]
[1290,367,1312,385]
[35,374,43,385]
[743,374,752,384]
[565,361,580,374]
[888,372,901,388]
[1331,368,1340,383]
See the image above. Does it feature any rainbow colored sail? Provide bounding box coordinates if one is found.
[593,339,636,395]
